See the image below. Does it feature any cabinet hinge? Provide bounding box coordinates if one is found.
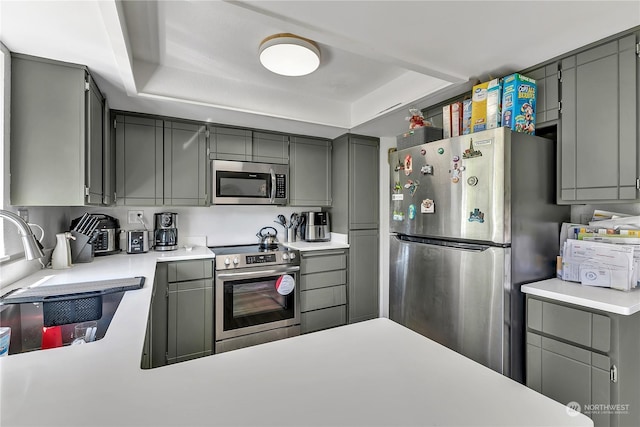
[205,129,210,138]
[636,178,639,190]
[610,365,618,383]
[557,69,562,82]
[113,119,117,129]
[558,101,562,113]
[84,186,90,197]
[636,43,640,58]
[113,192,117,203]
[84,80,90,91]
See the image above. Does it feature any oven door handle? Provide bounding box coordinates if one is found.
[217,266,300,279]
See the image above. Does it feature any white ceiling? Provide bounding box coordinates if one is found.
[1,1,639,139]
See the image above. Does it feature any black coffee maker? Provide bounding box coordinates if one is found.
[154,212,178,251]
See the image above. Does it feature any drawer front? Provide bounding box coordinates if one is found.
[301,285,347,312]
[301,251,347,274]
[527,298,610,350]
[168,278,212,293]
[301,270,347,291]
[301,305,347,334]
[167,260,213,282]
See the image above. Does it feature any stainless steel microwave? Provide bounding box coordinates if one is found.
[212,160,288,205]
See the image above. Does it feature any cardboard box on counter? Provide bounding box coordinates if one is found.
[470,81,489,133]
[501,73,536,135]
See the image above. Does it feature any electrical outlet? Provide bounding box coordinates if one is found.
[128,210,144,225]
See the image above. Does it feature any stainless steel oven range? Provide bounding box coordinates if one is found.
[210,244,300,353]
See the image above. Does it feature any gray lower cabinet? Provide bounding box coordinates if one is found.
[143,259,214,368]
[526,296,640,427]
[347,229,379,323]
[164,120,208,206]
[289,136,332,206]
[559,32,639,203]
[300,249,348,334]
[10,53,109,206]
[115,114,164,206]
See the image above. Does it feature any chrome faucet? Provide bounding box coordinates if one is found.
[0,209,45,260]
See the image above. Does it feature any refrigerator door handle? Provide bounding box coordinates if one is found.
[395,234,495,252]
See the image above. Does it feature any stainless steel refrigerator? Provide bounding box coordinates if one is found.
[389,127,569,383]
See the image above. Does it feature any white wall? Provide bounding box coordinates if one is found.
[378,136,395,318]
[68,205,319,249]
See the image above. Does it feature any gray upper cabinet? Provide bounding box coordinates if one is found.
[164,120,208,206]
[10,54,109,206]
[115,114,164,206]
[252,131,289,164]
[208,126,252,161]
[559,33,639,203]
[526,62,559,125]
[289,136,332,206]
[331,134,380,233]
[208,127,289,164]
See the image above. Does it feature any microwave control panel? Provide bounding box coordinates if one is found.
[275,174,286,198]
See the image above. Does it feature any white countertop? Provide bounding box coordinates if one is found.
[283,232,350,251]
[0,252,591,427]
[522,278,640,315]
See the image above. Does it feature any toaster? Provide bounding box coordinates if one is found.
[302,211,331,242]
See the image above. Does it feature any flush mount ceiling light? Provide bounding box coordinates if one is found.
[259,33,320,77]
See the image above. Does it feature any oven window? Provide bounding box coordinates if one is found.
[223,276,295,330]
[218,173,268,198]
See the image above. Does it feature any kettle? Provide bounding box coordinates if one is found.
[256,226,279,250]
[51,232,75,269]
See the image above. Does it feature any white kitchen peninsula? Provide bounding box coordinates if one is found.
[0,253,591,426]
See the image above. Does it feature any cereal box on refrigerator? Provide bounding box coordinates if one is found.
[501,73,537,134]
[470,81,490,133]
[442,105,451,138]
[451,102,462,137]
[486,78,502,130]
[462,99,472,135]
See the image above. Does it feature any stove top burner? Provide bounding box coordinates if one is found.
[209,244,299,270]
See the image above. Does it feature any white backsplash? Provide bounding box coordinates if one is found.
[68,205,322,248]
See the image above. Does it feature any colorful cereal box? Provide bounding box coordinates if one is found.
[501,73,537,135]
[470,81,490,133]
[486,78,502,130]
[462,99,472,135]
[451,102,462,137]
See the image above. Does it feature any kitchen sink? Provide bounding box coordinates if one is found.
[0,291,125,355]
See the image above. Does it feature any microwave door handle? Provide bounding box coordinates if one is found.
[270,168,276,203]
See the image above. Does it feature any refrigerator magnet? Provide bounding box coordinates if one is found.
[421,199,435,214]
[404,155,413,175]
[462,139,482,159]
[420,164,433,175]
[408,204,416,220]
[468,208,485,223]
[393,210,405,221]
[404,179,419,196]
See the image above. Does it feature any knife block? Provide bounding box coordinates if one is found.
[70,231,94,263]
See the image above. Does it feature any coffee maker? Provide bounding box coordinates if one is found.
[154,212,178,251]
